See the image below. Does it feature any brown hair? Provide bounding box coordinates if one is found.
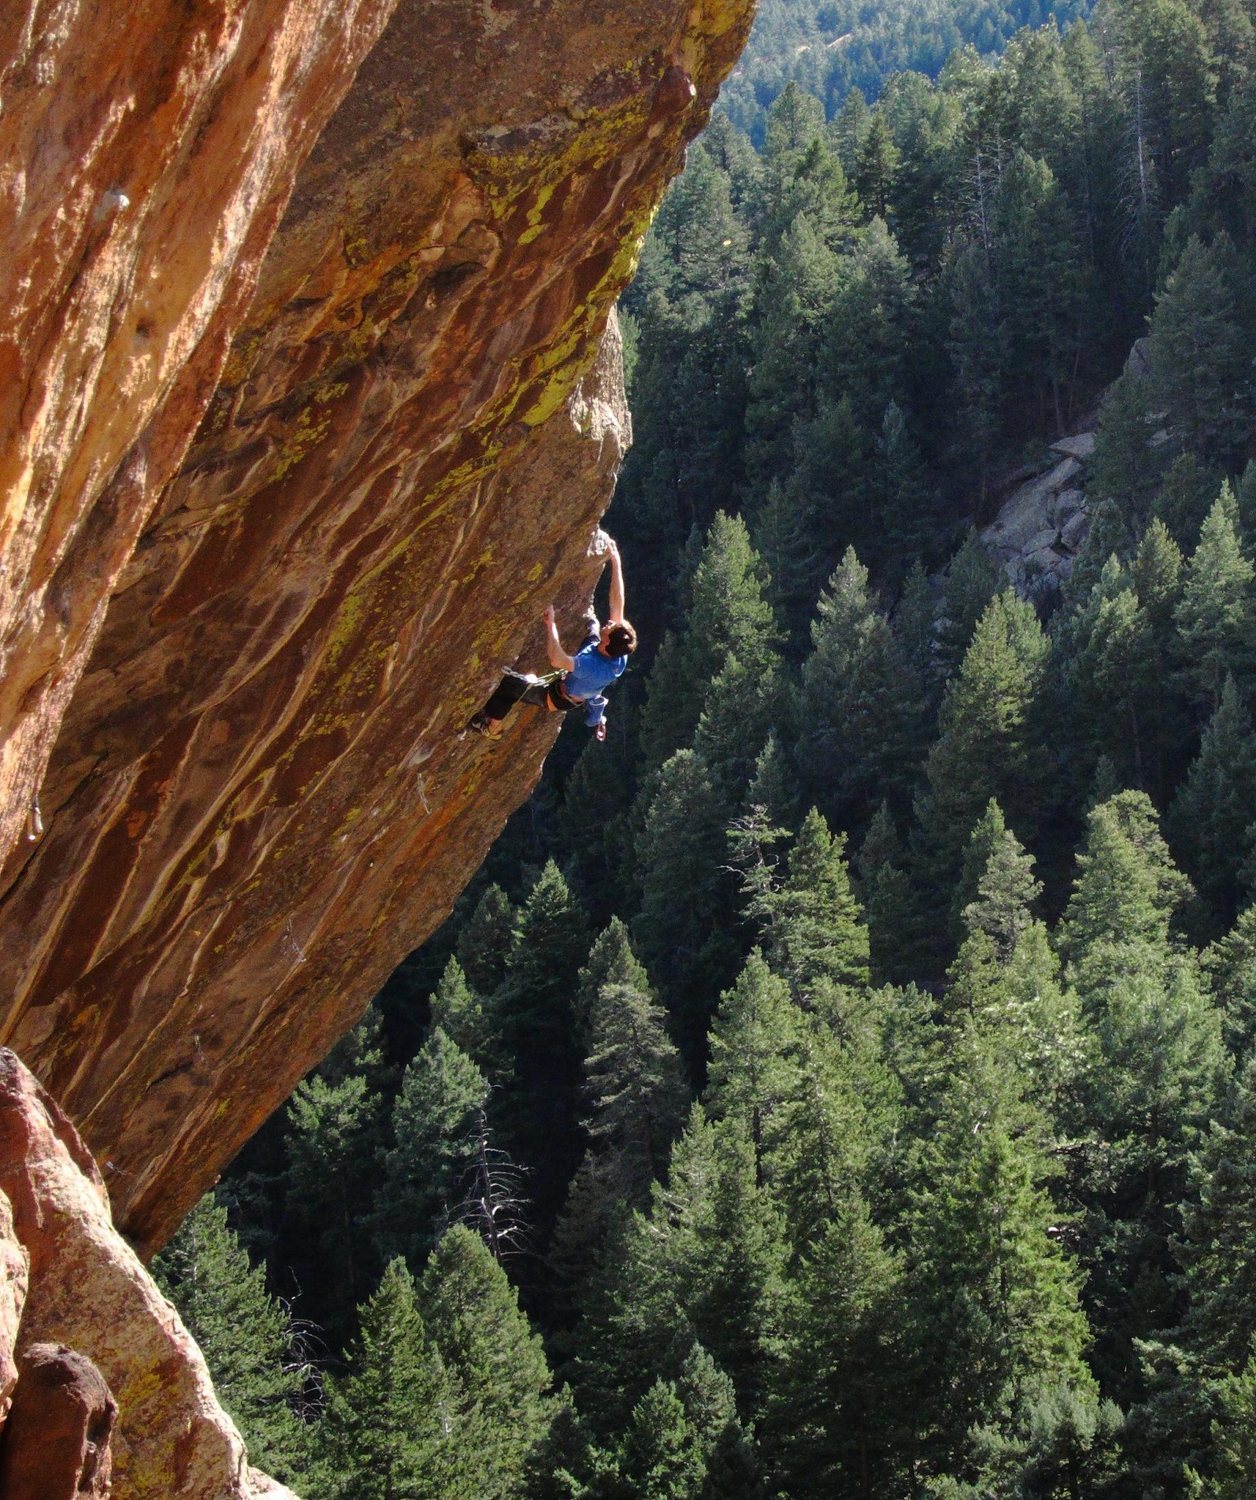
[607,620,637,657]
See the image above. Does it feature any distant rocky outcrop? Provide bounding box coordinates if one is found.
[0,0,754,1266]
[980,431,1096,603]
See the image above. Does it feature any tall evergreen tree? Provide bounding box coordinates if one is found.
[1149,234,1250,464]
[1203,905,1256,1057]
[633,750,742,1067]
[637,513,779,775]
[1168,675,1256,929]
[554,971,687,1301]
[283,1066,387,1341]
[374,1027,488,1270]
[905,1037,1095,1479]
[770,1192,909,1498]
[455,884,516,1000]
[154,1196,310,1481]
[913,592,1052,954]
[799,547,926,831]
[1174,487,1256,713]
[419,1225,556,1498]
[492,862,590,1236]
[316,1258,457,1500]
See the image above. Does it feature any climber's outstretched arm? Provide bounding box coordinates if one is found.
[607,538,625,623]
[543,604,575,672]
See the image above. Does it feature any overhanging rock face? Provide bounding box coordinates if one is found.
[0,0,397,866]
[0,0,753,1256]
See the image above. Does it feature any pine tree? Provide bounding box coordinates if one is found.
[799,547,926,831]
[657,1114,790,1425]
[870,400,933,569]
[419,1225,556,1499]
[937,531,1001,675]
[831,87,871,178]
[770,1192,909,1499]
[1156,452,1224,551]
[455,884,516,999]
[990,148,1086,430]
[1148,234,1249,464]
[615,1345,763,1500]
[153,1195,309,1480]
[637,513,779,775]
[913,592,1052,953]
[373,1027,488,1269]
[1060,795,1229,1399]
[633,750,742,1067]
[1168,675,1256,929]
[854,115,900,217]
[759,82,827,222]
[944,244,1004,499]
[556,707,639,928]
[743,215,839,488]
[553,971,688,1301]
[492,862,590,1236]
[945,811,1087,1138]
[704,951,803,1180]
[617,1379,707,1500]
[1112,0,1219,205]
[895,560,939,699]
[1089,371,1166,531]
[573,918,655,1045]
[770,808,871,1016]
[316,1258,457,1500]
[1174,488,1256,713]
[953,800,1041,962]
[1059,789,1193,990]
[1068,572,1162,793]
[429,956,495,1071]
[744,731,800,831]
[820,218,915,430]
[582,977,687,1183]
[905,1038,1094,1475]
[692,650,784,799]
[283,1067,387,1341]
[856,803,917,986]
[1203,905,1256,1056]
[773,394,871,615]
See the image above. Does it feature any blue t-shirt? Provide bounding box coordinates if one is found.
[564,630,627,727]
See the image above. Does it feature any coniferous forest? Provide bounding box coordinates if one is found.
[153,0,1256,1494]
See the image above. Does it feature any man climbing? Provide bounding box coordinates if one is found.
[467,536,636,742]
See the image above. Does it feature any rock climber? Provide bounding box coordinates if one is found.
[467,536,636,742]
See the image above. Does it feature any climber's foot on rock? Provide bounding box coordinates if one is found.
[465,712,503,741]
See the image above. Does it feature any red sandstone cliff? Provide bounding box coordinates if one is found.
[0,0,754,1267]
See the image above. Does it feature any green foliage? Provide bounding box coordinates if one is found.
[419,1225,557,1497]
[553,965,687,1298]
[1169,676,1256,928]
[315,1259,457,1500]
[154,1196,310,1480]
[374,1027,487,1269]
[1174,488,1256,713]
[283,1066,387,1342]
[800,547,927,831]
[906,1036,1095,1474]
[913,591,1052,954]
[493,861,591,1235]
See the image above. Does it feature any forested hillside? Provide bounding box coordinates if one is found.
[155,0,1256,1494]
[721,0,1092,136]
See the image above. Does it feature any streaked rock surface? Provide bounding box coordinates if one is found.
[0,0,753,1254]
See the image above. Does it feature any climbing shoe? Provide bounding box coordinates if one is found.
[466,712,503,740]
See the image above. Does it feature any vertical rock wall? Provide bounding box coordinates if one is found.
[0,0,753,1255]
[0,0,397,865]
